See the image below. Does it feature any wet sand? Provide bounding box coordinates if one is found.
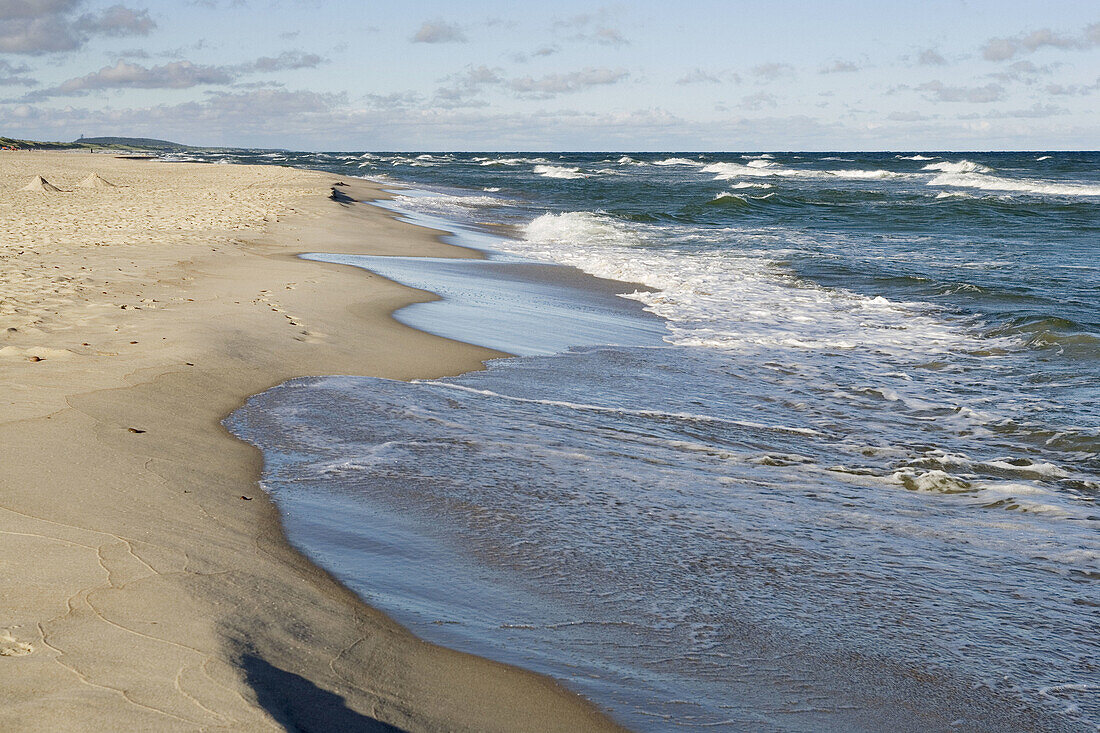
[0,151,625,731]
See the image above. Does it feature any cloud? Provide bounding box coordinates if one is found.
[0,59,36,86]
[25,49,328,99]
[552,10,628,46]
[433,64,504,107]
[76,4,154,37]
[750,62,793,81]
[411,19,466,44]
[677,68,720,85]
[982,21,1100,61]
[0,1,154,54]
[915,80,1005,103]
[988,60,1055,83]
[507,67,628,98]
[35,60,232,96]
[1045,78,1100,96]
[740,92,777,110]
[916,48,946,66]
[509,45,558,63]
[820,60,859,74]
[676,68,740,85]
[431,64,628,104]
[887,110,935,122]
[959,103,1068,120]
[245,50,324,72]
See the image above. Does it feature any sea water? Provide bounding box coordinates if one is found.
[222,151,1098,730]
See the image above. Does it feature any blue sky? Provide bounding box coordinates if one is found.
[0,0,1097,150]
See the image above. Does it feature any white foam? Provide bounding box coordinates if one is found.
[898,154,935,161]
[533,164,588,179]
[703,162,817,179]
[1036,155,1052,161]
[511,211,983,356]
[921,160,992,174]
[746,159,774,169]
[928,172,1100,197]
[479,157,551,166]
[391,192,510,216]
[652,157,704,166]
[729,182,773,189]
[828,169,906,179]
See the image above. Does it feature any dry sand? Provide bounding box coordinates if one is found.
[0,151,625,731]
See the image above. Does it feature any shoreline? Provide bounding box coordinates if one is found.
[0,152,625,731]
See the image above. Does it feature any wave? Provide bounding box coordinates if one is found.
[921,160,992,174]
[533,164,588,179]
[827,169,906,180]
[708,191,779,208]
[703,162,815,179]
[928,172,1100,197]
[479,157,552,166]
[729,182,773,189]
[512,211,983,356]
[704,162,912,182]
[413,380,822,436]
[898,155,935,161]
[652,157,704,166]
[1036,155,1052,161]
[391,192,512,216]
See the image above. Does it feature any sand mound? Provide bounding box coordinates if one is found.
[77,172,117,189]
[21,175,61,192]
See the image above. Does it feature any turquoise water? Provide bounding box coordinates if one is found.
[223,151,1098,730]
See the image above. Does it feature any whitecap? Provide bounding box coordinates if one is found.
[828,169,906,180]
[533,164,588,179]
[928,172,1100,197]
[653,157,704,167]
[921,160,992,174]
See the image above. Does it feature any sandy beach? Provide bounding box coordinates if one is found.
[0,151,624,731]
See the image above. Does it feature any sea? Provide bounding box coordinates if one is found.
[204,150,1097,731]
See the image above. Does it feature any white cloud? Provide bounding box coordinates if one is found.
[820,60,859,74]
[750,62,793,81]
[411,19,466,44]
[982,21,1100,61]
[507,67,628,98]
[916,48,946,66]
[552,9,628,46]
[677,68,740,85]
[740,91,777,110]
[915,80,1005,103]
[245,51,324,73]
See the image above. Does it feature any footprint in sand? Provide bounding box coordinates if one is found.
[0,631,33,657]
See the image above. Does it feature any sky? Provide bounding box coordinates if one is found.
[0,0,1097,151]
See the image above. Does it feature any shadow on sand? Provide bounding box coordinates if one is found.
[241,653,405,733]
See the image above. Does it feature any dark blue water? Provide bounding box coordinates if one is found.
[222,151,1098,731]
